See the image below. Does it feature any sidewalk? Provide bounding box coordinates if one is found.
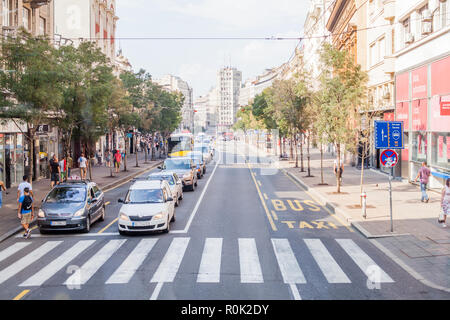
[0,150,165,243]
[247,141,449,292]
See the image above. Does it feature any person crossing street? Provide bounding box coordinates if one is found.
[18,187,34,239]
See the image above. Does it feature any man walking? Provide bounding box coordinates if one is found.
[49,154,61,187]
[18,187,34,239]
[0,180,7,209]
[414,161,431,203]
[78,153,88,180]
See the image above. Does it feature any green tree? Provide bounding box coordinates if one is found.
[0,29,63,180]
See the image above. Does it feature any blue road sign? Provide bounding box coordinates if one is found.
[374,121,404,149]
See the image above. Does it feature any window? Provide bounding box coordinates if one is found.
[39,17,46,35]
[22,8,30,30]
[2,0,10,26]
[403,17,410,33]
[379,37,385,60]
[441,0,448,29]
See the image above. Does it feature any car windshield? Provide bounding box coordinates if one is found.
[164,159,191,170]
[148,175,175,185]
[45,187,86,203]
[125,189,163,204]
[194,146,209,153]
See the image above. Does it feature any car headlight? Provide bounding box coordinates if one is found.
[73,208,85,217]
[38,209,46,218]
[153,213,164,220]
[119,213,130,221]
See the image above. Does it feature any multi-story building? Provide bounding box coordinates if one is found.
[239,69,278,107]
[194,95,208,133]
[53,0,118,63]
[217,67,242,133]
[393,0,450,186]
[0,0,55,187]
[154,75,194,132]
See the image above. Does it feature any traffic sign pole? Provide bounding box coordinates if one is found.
[389,167,394,233]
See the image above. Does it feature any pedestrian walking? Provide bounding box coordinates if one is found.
[17,175,33,202]
[105,150,111,168]
[67,154,73,178]
[78,153,88,180]
[333,158,344,184]
[18,187,34,239]
[439,178,450,227]
[0,180,8,209]
[414,161,431,202]
[96,150,102,166]
[59,156,67,182]
[114,149,122,173]
[49,154,61,188]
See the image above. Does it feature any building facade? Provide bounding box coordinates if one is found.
[394,0,450,187]
[217,67,242,133]
[53,0,118,63]
[239,69,278,107]
[154,75,194,132]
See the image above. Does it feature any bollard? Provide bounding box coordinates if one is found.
[361,191,367,219]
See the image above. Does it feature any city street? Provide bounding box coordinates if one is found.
[0,141,448,300]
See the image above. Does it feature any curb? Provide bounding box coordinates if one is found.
[0,161,163,244]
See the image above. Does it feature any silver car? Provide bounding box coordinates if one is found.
[147,172,183,207]
[117,180,176,234]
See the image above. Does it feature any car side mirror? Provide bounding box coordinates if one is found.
[118,198,124,203]
[167,197,174,202]
[157,166,162,170]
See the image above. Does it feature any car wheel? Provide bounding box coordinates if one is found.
[82,215,91,233]
[119,230,127,236]
[171,211,176,222]
[175,197,179,207]
[99,207,106,222]
[194,179,198,187]
[163,217,170,233]
[179,192,183,200]
[39,228,48,235]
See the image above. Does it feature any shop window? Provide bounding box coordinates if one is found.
[412,132,427,163]
[432,132,450,170]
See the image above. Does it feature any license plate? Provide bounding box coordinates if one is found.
[51,221,67,226]
[132,221,153,227]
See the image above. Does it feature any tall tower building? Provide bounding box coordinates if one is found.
[217,67,242,133]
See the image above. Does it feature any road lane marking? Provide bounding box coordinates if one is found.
[247,163,277,231]
[64,239,126,286]
[19,232,120,238]
[170,161,219,234]
[149,282,164,300]
[304,239,351,284]
[0,241,62,285]
[151,237,190,283]
[197,238,222,283]
[283,171,353,232]
[20,240,96,287]
[105,201,111,206]
[239,238,264,283]
[336,239,394,283]
[0,243,31,263]
[271,238,306,284]
[13,290,30,300]
[289,284,302,300]
[271,210,279,221]
[257,180,262,187]
[98,218,118,234]
[106,239,158,284]
[263,193,268,200]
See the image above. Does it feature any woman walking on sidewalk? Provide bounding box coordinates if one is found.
[414,161,431,203]
[0,180,7,209]
[440,178,450,228]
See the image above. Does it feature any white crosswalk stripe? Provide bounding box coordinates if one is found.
[271,239,306,284]
[239,238,264,283]
[0,241,62,285]
[64,239,126,287]
[336,239,394,283]
[197,238,222,283]
[151,237,190,283]
[19,240,96,287]
[106,239,158,284]
[304,239,351,284]
[0,242,31,263]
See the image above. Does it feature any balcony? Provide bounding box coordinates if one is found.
[383,0,395,20]
[2,26,18,39]
[22,0,51,8]
[383,56,395,74]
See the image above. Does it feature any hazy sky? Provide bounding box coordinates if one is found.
[116,0,309,98]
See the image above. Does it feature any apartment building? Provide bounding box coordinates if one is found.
[217,67,242,133]
[238,69,278,107]
[393,0,450,186]
[53,0,118,63]
[154,75,194,132]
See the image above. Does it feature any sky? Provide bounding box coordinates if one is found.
[116,0,309,99]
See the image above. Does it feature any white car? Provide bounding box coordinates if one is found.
[194,144,212,164]
[117,180,176,235]
[147,171,183,207]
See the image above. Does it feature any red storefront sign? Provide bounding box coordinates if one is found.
[412,66,427,99]
[431,95,450,130]
[396,102,409,129]
[441,100,450,116]
[412,99,427,131]
[383,112,395,121]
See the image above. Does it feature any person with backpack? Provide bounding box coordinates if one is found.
[414,161,431,203]
[18,187,34,239]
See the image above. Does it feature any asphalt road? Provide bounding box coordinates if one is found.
[0,140,449,300]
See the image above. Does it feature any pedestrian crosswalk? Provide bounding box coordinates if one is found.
[0,237,395,290]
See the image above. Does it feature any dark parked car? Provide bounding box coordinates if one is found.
[37,180,105,234]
